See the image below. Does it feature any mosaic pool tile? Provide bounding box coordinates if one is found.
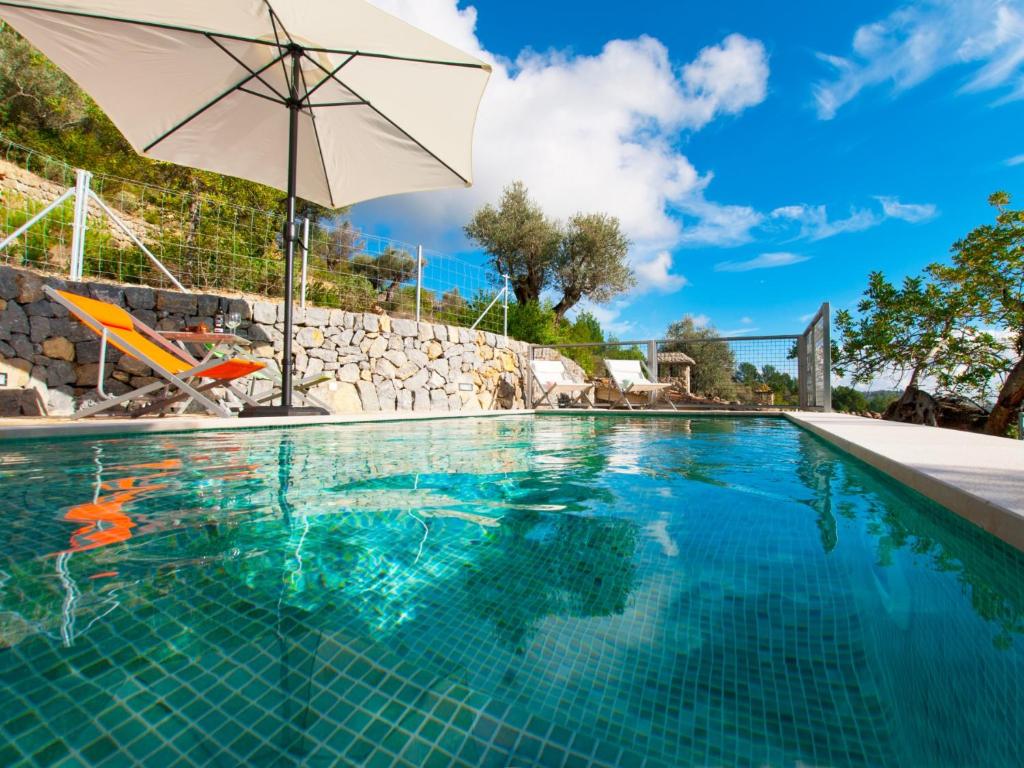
[0,416,1022,765]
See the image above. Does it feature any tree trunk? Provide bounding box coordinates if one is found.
[984,355,1024,436]
[552,291,580,320]
[883,385,937,426]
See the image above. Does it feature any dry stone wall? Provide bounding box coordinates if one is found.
[0,264,532,416]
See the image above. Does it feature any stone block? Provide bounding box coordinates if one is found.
[363,313,379,333]
[317,381,362,413]
[123,285,155,310]
[25,299,55,318]
[391,318,417,337]
[306,307,329,327]
[375,358,397,378]
[10,334,34,359]
[47,359,78,386]
[394,362,418,381]
[0,301,30,336]
[429,389,449,411]
[432,324,447,342]
[0,266,18,300]
[196,294,221,317]
[117,355,151,376]
[296,327,325,348]
[413,388,430,411]
[406,348,428,367]
[88,283,125,305]
[338,363,360,383]
[29,315,51,343]
[404,368,429,391]
[306,356,324,377]
[377,380,397,411]
[356,380,380,412]
[41,336,74,361]
[226,298,250,320]
[397,388,413,410]
[367,336,387,359]
[16,271,44,303]
[383,349,407,368]
[378,314,391,334]
[252,300,277,325]
[156,290,197,315]
[426,341,443,360]
[417,322,433,342]
[47,386,76,417]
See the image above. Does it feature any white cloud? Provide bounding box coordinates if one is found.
[1005,153,1024,166]
[578,301,635,337]
[362,1,770,257]
[719,327,762,337]
[768,196,937,240]
[876,196,938,222]
[740,316,753,324]
[813,0,1024,120]
[714,252,810,272]
[634,251,689,292]
[770,204,880,241]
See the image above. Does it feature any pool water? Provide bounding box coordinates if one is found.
[0,415,1022,767]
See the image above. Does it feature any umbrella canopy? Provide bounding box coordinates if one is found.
[0,0,490,207]
[0,0,490,412]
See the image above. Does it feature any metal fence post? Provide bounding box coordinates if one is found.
[69,169,91,280]
[821,302,832,412]
[797,334,808,410]
[299,217,310,310]
[415,244,423,322]
[647,339,658,406]
[503,274,509,337]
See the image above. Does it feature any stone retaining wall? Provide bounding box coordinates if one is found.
[0,264,537,417]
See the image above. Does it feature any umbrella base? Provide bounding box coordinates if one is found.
[238,405,330,418]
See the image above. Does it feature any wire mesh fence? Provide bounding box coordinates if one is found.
[531,318,827,410]
[0,135,508,334]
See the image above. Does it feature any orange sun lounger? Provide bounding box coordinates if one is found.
[45,286,266,418]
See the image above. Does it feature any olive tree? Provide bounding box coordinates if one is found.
[551,213,635,319]
[663,316,737,398]
[464,181,560,304]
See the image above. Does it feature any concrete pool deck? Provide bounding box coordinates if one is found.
[2,407,1022,551]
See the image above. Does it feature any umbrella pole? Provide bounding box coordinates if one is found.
[281,48,300,410]
[242,46,328,418]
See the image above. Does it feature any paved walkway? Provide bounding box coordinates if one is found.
[788,412,1024,551]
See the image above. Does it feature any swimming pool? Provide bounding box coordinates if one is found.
[0,415,1021,766]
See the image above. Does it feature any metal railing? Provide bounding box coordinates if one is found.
[529,306,831,411]
[0,135,510,334]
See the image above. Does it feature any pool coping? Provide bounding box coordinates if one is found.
[0,408,537,441]
[3,406,1022,552]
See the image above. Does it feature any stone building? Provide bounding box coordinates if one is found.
[656,351,695,395]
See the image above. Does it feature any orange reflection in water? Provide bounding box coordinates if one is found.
[63,459,181,553]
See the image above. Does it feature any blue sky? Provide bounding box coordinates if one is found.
[354,0,1024,339]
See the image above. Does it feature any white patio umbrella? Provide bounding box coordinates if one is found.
[0,0,490,414]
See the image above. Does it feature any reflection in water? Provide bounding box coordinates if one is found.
[0,417,1021,767]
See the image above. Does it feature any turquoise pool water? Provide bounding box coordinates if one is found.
[0,415,1021,767]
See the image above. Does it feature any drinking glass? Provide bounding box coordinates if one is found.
[226,311,241,333]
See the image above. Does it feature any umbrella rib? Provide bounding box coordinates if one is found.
[302,55,471,186]
[205,34,289,103]
[143,50,290,153]
[263,2,294,94]
[238,86,289,107]
[303,54,357,103]
[0,1,281,48]
[294,52,337,208]
[301,48,489,71]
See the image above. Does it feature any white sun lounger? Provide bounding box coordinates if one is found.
[603,358,677,410]
[530,359,594,408]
